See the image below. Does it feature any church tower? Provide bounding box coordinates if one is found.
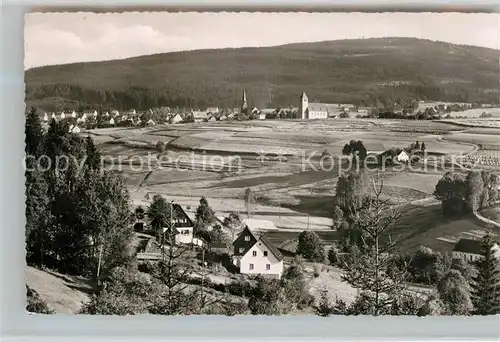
[241,89,248,114]
[299,92,308,119]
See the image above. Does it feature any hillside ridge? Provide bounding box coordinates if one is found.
[25,37,500,112]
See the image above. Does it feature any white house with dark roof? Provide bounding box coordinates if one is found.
[232,226,284,278]
[452,238,500,263]
[192,111,208,123]
[206,107,219,114]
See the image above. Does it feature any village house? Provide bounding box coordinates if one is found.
[232,226,284,278]
[109,117,115,125]
[162,204,203,247]
[192,111,208,123]
[146,119,156,126]
[170,113,183,124]
[396,150,410,163]
[68,124,81,134]
[206,107,219,114]
[451,238,500,263]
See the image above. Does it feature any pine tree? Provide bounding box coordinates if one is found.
[341,174,408,316]
[85,135,101,170]
[470,232,500,315]
[244,188,256,219]
[25,107,44,158]
[147,195,172,240]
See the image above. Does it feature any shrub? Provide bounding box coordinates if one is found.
[26,285,54,314]
[313,264,321,277]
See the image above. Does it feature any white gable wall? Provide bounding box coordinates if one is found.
[239,241,283,278]
[452,251,482,263]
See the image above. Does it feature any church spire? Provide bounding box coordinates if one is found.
[241,89,248,114]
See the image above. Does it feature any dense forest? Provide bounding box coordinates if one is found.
[25,38,500,112]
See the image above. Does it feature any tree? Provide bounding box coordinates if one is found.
[248,276,292,315]
[26,285,54,314]
[85,135,101,170]
[414,141,420,150]
[156,141,166,154]
[223,211,242,243]
[332,205,344,230]
[409,246,444,285]
[147,195,172,240]
[328,247,340,266]
[25,165,51,266]
[433,171,467,217]
[244,188,256,219]
[417,294,446,316]
[75,170,134,281]
[341,175,408,316]
[194,196,216,234]
[421,142,426,151]
[470,232,500,315]
[135,206,146,220]
[465,170,484,213]
[25,107,44,158]
[437,269,473,315]
[297,231,325,262]
[280,261,314,310]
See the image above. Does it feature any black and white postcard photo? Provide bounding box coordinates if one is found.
[23,11,500,316]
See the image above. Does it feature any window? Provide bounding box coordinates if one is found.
[266,264,270,270]
[239,248,244,253]
[252,251,257,257]
[244,236,250,241]
[249,264,254,270]
[263,251,268,257]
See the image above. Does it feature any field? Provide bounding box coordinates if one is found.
[87,118,500,253]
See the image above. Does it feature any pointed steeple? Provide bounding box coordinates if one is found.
[241,89,248,113]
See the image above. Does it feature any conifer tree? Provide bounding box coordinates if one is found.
[470,232,500,315]
[341,174,408,315]
[85,135,101,170]
[25,107,44,158]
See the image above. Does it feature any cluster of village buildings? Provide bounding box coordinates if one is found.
[40,90,377,134]
[134,202,499,279]
[40,89,492,133]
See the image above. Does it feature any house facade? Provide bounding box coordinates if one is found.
[299,92,329,120]
[451,238,500,262]
[162,204,203,247]
[397,151,410,163]
[232,226,284,278]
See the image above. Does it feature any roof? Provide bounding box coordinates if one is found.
[242,219,277,231]
[192,111,208,119]
[308,103,329,112]
[277,239,298,254]
[260,108,276,114]
[258,235,284,261]
[453,239,483,255]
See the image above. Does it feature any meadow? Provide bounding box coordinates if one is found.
[88,118,500,253]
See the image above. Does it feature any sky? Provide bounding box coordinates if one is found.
[24,12,500,69]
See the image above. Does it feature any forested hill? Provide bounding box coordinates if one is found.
[25,37,500,112]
